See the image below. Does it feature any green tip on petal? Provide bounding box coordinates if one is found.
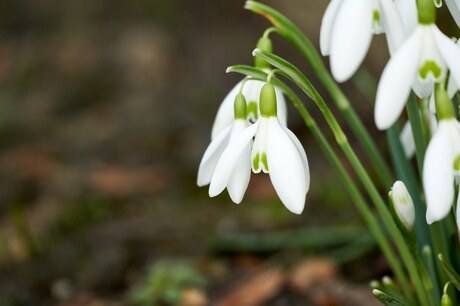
[454,155,460,172]
[259,82,277,117]
[435,84,455,120]
[419,60,442,80]
[255,36,273,69]
[417,0,436,24]
[234,93,247,120]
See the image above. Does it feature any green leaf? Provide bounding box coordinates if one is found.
[438,254,460,291]
[373,289,405,306]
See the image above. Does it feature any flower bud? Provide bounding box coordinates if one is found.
[389,181,415,231]
[441,283,453,306]
[259,82,277,117]
[441,293,453,306]
[254,36,273,70]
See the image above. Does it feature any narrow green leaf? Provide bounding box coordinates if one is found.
[438,254,460,291]
[373,289,405,306]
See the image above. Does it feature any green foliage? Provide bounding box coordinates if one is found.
[127,261,207,306]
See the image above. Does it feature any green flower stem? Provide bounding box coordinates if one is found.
[406,94,426,175]
[252,49,430,306]
[422,246,441,306]
[244,0,393,188]
[351,68,430,247]
[226,65,413,301]
[431,222,451,286]
[407,92,451,290]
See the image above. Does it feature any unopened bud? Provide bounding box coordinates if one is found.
[255,36,273,70]
[389,181,415,231]
[441,282,453,306]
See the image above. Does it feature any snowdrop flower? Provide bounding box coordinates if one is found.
[374,6,460,130]
[197,93,252,204]
[389,181,415,231]
[320,0,406,82]
[209,82,310,214]
[424,86,460,224]
[400,112,438,158]
[445,0,460,27]
[211,79,287,139]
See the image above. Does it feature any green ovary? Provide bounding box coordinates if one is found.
[247,101,258,122]
[419,60,442,80]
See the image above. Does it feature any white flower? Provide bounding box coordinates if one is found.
[445,0,460,28]
[390,181,415,230]
[394,0,418,36]
[423,118,460,224]
[211,79,287,140]
[197,120,252,204]
[374,24,460,130]
[400,112,438,158]
[209,83,310,214]
[320,0,406,82]
[447,39,460,98]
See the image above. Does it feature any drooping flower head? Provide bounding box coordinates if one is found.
[209,81,310,214]
[374,0,460,130]
[423,86,460,224]
[320,0,410,82]
[197,91,252,204]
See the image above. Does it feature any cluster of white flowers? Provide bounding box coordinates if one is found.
[199,0,460,221]
[198,79,310,214]
[322,0,460,225]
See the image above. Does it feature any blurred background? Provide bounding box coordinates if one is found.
[0,1,458,305]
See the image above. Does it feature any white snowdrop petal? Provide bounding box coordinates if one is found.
[423,123,455,223]
[447,74,459,98]
[320,0,343,56]
[412,78,434,98]
[284,127,310,191]
[400,121,416,159]
[211,82,241,139]
[226,121,252,204]
[209,122,258,197]
[445,0,460,28]
[375,29,421,130]
[330,0,373,82]
[243,80,264,104]
[197,126,231,186]
[266,119,306,214]
[275,86,288,127]
[394,0,418,35]
[227,143,252,204]
[447,40,460,98]
[379,0,406,54]
[432,26,460,88]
